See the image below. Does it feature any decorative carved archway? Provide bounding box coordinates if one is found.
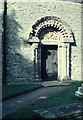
[28,16,74,81]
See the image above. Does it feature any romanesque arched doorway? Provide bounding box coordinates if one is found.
[28,16,74,81]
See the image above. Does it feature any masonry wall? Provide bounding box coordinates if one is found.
[81,4,83,81]
[0,1,4,119]
[0,2,3,84]
[5,1,81,84]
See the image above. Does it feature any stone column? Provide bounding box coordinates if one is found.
[66,44,70,76]
[58,45,63,80]
[37,46,42,81]
[34,43,39,80]
[62,43,70,81]
[32,43,41,81]
[62,44,67,79]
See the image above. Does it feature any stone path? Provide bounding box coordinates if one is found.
[2,85,70,117]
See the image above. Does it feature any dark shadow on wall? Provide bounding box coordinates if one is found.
[69,32,77,78]
[5,10,22,52]
[4,10,33,84]
[69,45,71,78]
[7,53,33,84]
[71,32,77,47]
[2,1,7,84]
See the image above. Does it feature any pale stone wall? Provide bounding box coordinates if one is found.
[6,0,83,2]
[81,4,83,81]
[5,1,81,84]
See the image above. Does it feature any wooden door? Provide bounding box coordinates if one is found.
[41,45,58,81]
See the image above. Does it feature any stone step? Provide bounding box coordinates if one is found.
[41,81,71,87]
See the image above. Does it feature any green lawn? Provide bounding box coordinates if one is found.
[2,84,42,100]
[3,81,83,119]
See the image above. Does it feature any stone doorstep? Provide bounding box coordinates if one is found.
[41,81,71,87]
[34,103,83,119]
[24,81,71,87]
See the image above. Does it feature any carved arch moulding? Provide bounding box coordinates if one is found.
[28,16,74,81]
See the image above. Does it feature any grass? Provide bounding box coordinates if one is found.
[2,84,42,100]
[2,81,83,119]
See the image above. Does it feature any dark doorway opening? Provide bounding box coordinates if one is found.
[41,45,58,81]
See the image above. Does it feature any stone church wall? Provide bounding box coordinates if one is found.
[0,2,3,117]
[5,1,81,84]
[0,2,4,84]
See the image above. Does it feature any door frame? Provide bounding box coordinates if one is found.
[29,40,72,81]
[28,16,74,81]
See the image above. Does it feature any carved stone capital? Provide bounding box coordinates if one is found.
[32,43,39,49]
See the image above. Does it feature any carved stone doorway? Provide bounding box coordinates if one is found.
[28,16,74,81]
[41,45,58,81]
